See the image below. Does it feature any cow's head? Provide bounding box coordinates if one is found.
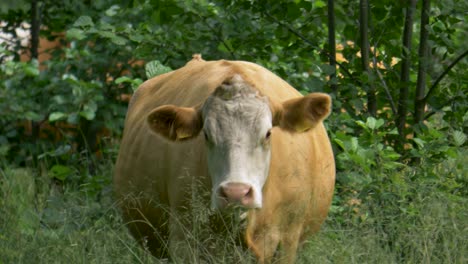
[147,75,331,209]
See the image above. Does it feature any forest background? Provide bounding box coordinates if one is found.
[0,0,466,263]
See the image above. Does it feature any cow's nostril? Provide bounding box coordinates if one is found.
[219,182,253,205]
[219,186,228,199]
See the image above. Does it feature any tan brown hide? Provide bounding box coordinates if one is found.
[114,55,335,263]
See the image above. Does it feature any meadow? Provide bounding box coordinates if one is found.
[1,147,466,263]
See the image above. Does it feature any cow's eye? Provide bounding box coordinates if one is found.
[204,131,209,142]
[265,130,271,139]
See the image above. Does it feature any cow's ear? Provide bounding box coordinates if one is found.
[273,93,331,132]
[147,105,202,141]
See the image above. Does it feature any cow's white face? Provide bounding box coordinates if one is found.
[202,76,272,209]
[147,74,332,210]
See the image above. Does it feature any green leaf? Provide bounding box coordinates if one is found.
[99,21,115,31]
[355,120,369,131]
[452,131,466,146]
[80,109,96,120]
[0,144,10,156]
[366,117,377,130]
[49,165,73,181]
[350,137,359,152]
[52,95,68,104]
[314,0,326,8]
[23,64,39,77]
[110,35,127,46]
[85,101,98,112]
[129,33,145,42]
[145,60,172,79]
[388,128,399,135]
[51,145,71,157]
[131,78,143,91]
[382,161,405,170]
[115,76,133,84]
[97,30,116,39]
[375,119,385,129]
[384,147,401,160]
[463,111,468,123]
[73,16,94,28]
[49,112,67,122]
[412,138,425,148]
[333,138,345,150]
[25,111,42,122]
[66,28,86,40]
[39,145,72,159]
[105,5,120,17]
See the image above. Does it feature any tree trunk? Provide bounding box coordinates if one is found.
[327,0,337,97]
[414,0,431,126]
[359,0,376,116]
[30,0,41,142]
[396,0,417,144]
[30,0,40,60]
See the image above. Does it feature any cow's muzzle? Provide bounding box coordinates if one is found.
[216,182,259,208]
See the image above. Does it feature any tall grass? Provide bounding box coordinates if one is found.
[1,155,466,263]
[0,167,155,263]
[299,194,467,264]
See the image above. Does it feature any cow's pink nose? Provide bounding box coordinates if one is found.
[219,182,254,207]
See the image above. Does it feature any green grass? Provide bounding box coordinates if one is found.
[0,167,155,264]
[298,193,467,264]
[1,158,466,264]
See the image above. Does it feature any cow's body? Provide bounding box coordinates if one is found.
[114,55,335,263]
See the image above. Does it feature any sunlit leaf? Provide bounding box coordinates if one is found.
[73,16,94,28]
[49,112,67,122]
[66,28,86,40]
[366,117,377,130]
[49,165,73,181]
[115,76,133,84]
[145,60,172,79]
[412,138,425,148]
[452,131,466,147]
[80,109,96,120]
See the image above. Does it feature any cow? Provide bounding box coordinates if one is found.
[114,54,335,263]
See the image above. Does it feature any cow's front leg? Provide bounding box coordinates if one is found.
[245,225,281,264]
[276,226,302,264]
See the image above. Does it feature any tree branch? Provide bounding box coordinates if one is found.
[30,0,40,60]
[369,32,396,116]
[423,49,468,104]
[414,0,431,125]
[375,66,397,116]
[360,0,376,116]
[201,17,237,60]
[396,0,417,141]
[263,10,360,86]
[327,0,337,95]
